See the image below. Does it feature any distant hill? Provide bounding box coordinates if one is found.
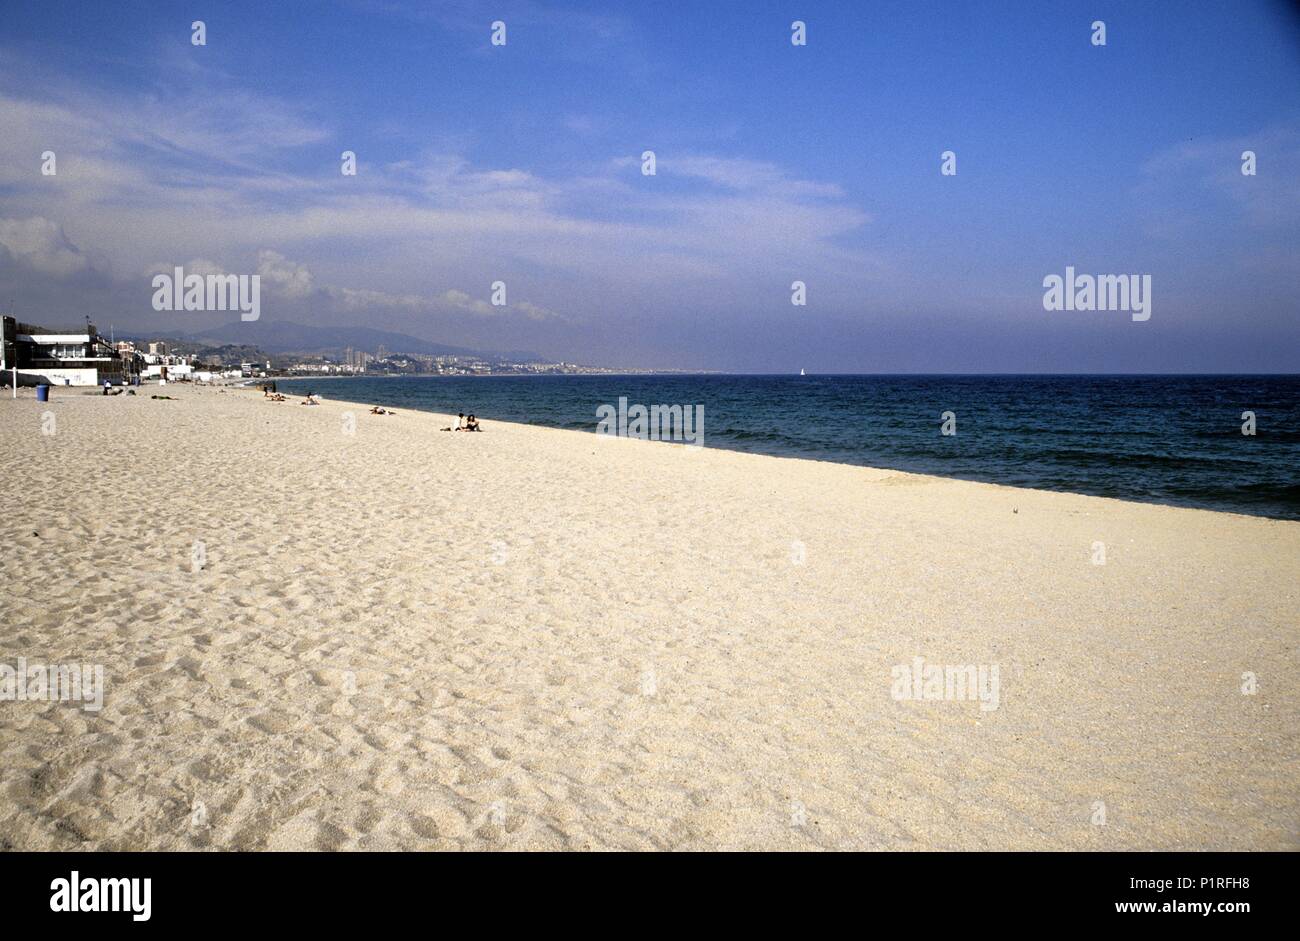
[180,320,545,362]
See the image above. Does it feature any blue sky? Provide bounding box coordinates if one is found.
[0,0,1297,371]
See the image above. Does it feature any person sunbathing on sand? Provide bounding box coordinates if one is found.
[369,406,395,415]
[301,393,320,406]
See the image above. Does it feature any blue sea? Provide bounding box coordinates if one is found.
[278,374,1300,520]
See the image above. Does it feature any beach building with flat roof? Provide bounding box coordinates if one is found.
[2,315,138,387]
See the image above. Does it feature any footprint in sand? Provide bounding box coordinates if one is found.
[246,711,295,735]
[408,815,441,839]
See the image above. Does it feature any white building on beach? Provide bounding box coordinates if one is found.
[1,315,138,387]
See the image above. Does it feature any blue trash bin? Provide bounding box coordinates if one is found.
[36,384,49,402]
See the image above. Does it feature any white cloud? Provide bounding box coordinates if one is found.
[1138,125,1300,233]
[257,250,315,298]
[0,216,90,277]
[0,54,878,339]
[232,252,568,322]
[666,155,847,200]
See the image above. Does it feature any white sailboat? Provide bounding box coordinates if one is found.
[799,368,806,376]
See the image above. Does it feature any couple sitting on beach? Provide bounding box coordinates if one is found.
[441,412,481,432]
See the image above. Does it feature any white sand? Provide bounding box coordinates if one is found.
[0,383,1295,850]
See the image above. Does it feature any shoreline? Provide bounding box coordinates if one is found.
[2,382,1296,850]
[269,381,1299,524]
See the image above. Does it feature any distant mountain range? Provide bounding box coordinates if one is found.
[128,320,547,363]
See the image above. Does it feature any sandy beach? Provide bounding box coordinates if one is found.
[0,383,1295,851]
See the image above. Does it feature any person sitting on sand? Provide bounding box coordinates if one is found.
[465,414,481,432]
[301,393,320,406]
